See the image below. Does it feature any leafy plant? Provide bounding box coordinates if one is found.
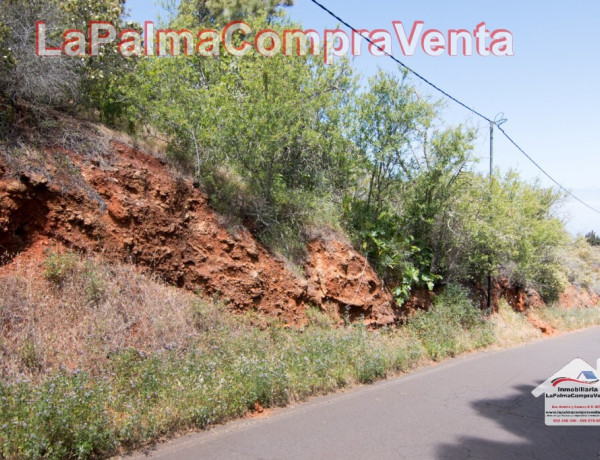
[43,251,78,286]
[408,284,493,360]
[586,231,600,247]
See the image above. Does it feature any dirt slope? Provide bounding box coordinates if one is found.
[0,137,399,326]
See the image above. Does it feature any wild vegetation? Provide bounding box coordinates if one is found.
[586,230,600,247]
[1,252,599,458]
[0,0,582,302]
[1,0,600,457]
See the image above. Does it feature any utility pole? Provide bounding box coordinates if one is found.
[487,114,507,315]
[487,121,494,315]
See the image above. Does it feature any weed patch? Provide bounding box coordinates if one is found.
[1,255,599,458]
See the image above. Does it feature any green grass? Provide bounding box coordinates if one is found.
[0,283,499,459]
[2,254,599,459]
[406,285,494,361]
[0,319,422,458]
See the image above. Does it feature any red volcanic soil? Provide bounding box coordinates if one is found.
[0,139,400,326]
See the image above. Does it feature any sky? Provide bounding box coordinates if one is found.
[124,0,600,235]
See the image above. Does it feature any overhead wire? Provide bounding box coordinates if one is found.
[308,0,600,217]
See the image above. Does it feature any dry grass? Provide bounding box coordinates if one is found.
[529,305,600,332]
[560,237,600,295]
[99,124,170,163]
[0,107,116,216]
[0,250,201,380]
[1,251,434,458]
[2,250,600,458]
[490,301,543,347]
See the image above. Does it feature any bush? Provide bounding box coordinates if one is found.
[445,171,568,301]
[124,11,356,260]
[43,251,78,286]
[0,372,114,459]
[408,285,493,360]
[0,0,126,119]
[586,231,600,247]
[560,237,600,294]
[0,1,81,106]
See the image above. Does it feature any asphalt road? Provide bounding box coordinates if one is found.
[130,327,600,459]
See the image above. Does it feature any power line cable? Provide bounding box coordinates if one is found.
[308,0,600,217]
[309,0,493,123]
[497,126,600,215]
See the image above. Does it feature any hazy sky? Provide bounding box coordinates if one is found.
[125,0,600,235]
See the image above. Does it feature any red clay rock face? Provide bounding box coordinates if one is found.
[526,314,557,336]
[468,278,546,313]
[1,142,307,323]
[0,141,399,326]
[559,285,600,309]
[304,239,400,326]
[402,288,435,314]
[495,278,546,312]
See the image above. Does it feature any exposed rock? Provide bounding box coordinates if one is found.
[495,278,546,312]
[469,278,546,313]
[526,314,556,336]
[304,239,400,326]
[0,141,399,326]
[559,285,600,309]
[402,288,435,314]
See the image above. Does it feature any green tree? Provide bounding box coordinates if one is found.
[175,0,294,26]
[400,126,476,277]
[126,55,225,179]
[586,231,600,247]
[350,69,435,219]
[345,69,474,294]
[0,0,124,107]
[126,8,356,257]
[449,171,568,300]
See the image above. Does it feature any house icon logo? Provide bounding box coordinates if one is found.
[532,358,600,397]
[532,357,600,426]
[551,370,599,387]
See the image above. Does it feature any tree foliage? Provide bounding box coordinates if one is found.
[126,9,354,257]
[0,0,574,302]
[342,69,567,301]
[175,0,294,26]
[586,231,600,247]
[449,172,568,300]
[0,0,124,107]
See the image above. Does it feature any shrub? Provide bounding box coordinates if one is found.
[446,171,568,300]
[560,237,600,294]
[0,1,81,106]
[0,372,114,459]
[408,284,493,360]
[124,12,356,260]
[586,231,600,247]
[43,251,78,285]
[0,0,127,126]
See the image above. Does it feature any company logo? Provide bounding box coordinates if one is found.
[532,358,600,426]
[35,20,514,64]
[552,371,599,387]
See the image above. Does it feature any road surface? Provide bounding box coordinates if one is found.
[129,327,600,459]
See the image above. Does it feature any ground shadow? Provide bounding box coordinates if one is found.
[437,384,600,459]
